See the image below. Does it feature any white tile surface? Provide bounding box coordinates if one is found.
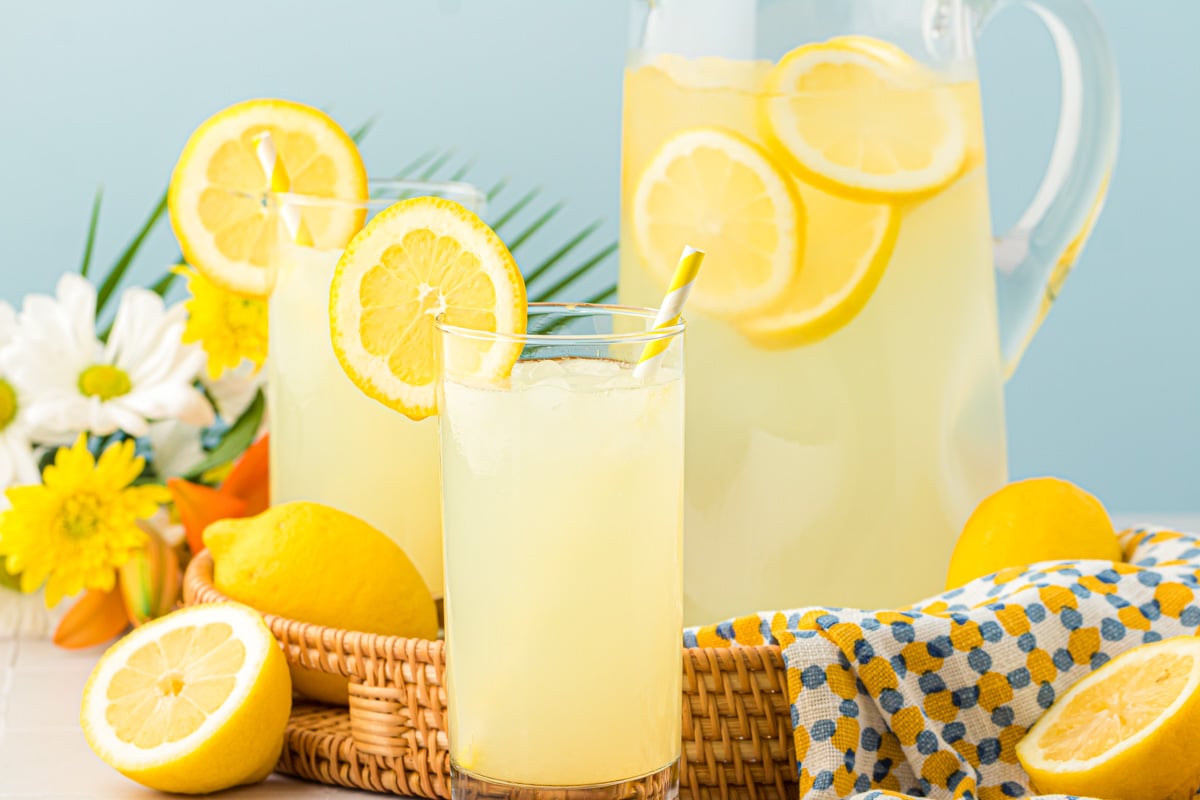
[0,635,369,798]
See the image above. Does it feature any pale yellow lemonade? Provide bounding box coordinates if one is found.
[442,357,683,786]
[621,42,1006,623]
[268,242,443,596]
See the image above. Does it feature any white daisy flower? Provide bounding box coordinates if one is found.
[202,357,266,423]
[0,301,42,487]
[11,274,215,438]
[147,419,208,480]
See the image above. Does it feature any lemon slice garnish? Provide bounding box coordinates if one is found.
[739,181,898,348]
[1017,636,1200,799]
[81,603,291,794]
[168,98,367,296]
[329,197,527,420]
[631,127,805,318]
[759,41,967,199]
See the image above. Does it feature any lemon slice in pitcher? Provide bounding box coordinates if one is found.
[168,98,367,296]
[739,182,898,348]
[632,127,805,318]
[80,603,291,794]
[759,41,967,199]
[329,197,526,420]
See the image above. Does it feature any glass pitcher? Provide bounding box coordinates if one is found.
[618,0,1119,625]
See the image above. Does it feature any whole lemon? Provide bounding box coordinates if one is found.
[945,477,1121,590]
[204,502,438,704]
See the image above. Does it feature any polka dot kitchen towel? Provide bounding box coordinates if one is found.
[685,528,1200,800]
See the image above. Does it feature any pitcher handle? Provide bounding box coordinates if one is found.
[967,0,1120,375]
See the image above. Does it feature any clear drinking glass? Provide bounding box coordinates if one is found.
[267,180,485,605]
[619,0,1119,623]
[438,304,685,800]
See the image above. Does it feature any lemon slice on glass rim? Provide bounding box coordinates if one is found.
[758,41,967,200]
[168,98,367,296]
[329,196,527,420]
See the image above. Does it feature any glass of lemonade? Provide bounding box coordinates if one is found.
[438,303,685,800]
[267,181,485,601]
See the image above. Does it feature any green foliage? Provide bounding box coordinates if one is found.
[94,190,167,317]
[79,187,104,278]
[183,390,266,480]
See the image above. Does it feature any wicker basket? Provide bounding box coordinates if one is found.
[182,552,796,800]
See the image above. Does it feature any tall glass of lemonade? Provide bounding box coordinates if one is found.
[268,181,485,600]
[439,304,684,800]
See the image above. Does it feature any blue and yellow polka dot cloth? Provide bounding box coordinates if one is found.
[685,528,1200,800]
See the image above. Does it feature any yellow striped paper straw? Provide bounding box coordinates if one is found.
[633,245,704,380]
[251,131,314,247]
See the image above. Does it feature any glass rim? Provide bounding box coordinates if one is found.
[231,179,486,211]
[435,302,686,345]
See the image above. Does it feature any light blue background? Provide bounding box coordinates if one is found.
[1,1,1196,512]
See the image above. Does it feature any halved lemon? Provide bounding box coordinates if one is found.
[168,98,368,296]
[81,603,291,795]
[329,197,526,420]
[758,42,967,200]
[739,181,898,348]
[631,127,805,318]
[1016,636,1200,800]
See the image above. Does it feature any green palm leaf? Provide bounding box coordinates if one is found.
[95,189,167,316]
[349,115,379,144]
[79,186,104,278]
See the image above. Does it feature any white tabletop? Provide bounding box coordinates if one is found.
[0,637,369,798]
[4,514,1196,798]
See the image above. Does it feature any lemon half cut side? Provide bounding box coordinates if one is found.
[1017,635,1200,800]
[80,602,292,795]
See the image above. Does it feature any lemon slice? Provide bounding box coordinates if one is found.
[759,42,967,199]
[81,603,292,795]
[168,98,368,296]
[1017,636,1200,800]
[739,182,898,348]
[632,127,804,318]
[329,197,526,420]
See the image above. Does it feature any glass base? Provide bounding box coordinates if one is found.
[450,761,679,800]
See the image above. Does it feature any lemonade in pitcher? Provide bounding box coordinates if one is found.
[621,38,1005,622]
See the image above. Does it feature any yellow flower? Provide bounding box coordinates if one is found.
[0,435,170,606]
[177,265,268,380]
